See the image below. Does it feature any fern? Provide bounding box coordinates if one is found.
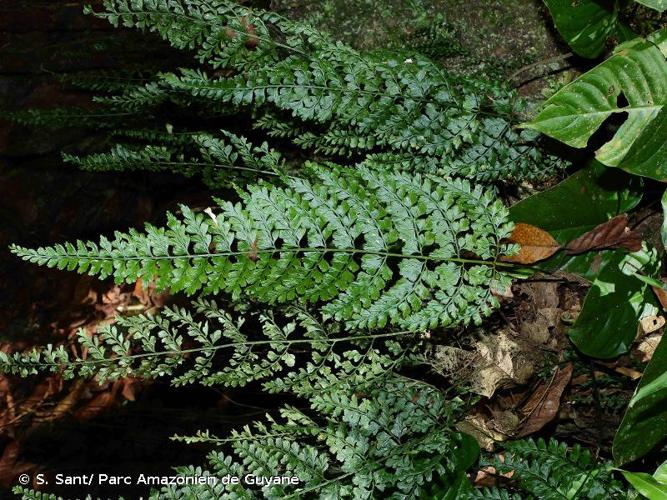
[148,377,477,499]
[0,298,416,394]
[62,130,285,186]
[76,0,566,183]
[469,438,628,499]
[11,165,515,331]
[6,1,566,183]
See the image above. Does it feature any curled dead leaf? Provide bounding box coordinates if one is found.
[516,363,572,437]
[502,223,560,264]
[636,332,662,362]
[565,214,642,255]
[614,367,643,380]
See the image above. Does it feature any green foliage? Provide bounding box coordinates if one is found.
[622,462,667,499]
[70,0,566,183]
[614,333,667,464]
[0,298,416,394]
[568,245,660,359]
[470,438,627,499]
[63,130,285,187]
[13,380,477,500]
[11,165,515,331]
[635,0,667,12]
[525,28,667,180]
[509,160,642,248]
[509,162,656,358]
[12,489,96,500]
[151,378,478,499]
[542,0,633,58]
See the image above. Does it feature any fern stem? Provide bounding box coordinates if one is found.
[46,246,517,268]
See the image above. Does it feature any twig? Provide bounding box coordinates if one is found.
[510,52,574,83]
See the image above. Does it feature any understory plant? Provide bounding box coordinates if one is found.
[4,0,667,499]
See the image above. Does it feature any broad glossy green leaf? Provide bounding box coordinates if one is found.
[655,461,667,484]
[622,471,667,499]
[620,107,667,180]
[429,433,479,498]
[525,29,667,180]
[543,0,632,58]
[569,246,659,359]
[510,161,642,278]
[635,0,667,12]
[614,334,667,464]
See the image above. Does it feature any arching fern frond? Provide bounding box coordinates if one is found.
[11,166,515,330]
[62,130,285,186]
[159,53,561,182]
[0,298,415,392]
[470,438,627,499]
[88,0,333,71]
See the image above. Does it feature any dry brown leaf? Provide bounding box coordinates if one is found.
[502,223,560,264]
[636,332,663,362]
[516,363,573,437]
[614,367,643,380]
[456,415,508,451]
[121,379,139,402]
[472,332,535,397]
[652,279,667,310]
[565,214,642,255]
[474,465,514,488]
[640,315,665,334]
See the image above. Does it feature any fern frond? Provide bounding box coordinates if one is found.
[86,0,566,182]
[62,130,284,186]
[5,107,136,129]
[59,69,156,93]
[158,57,560,182]
[477,438,627,500]
[88,0,332,70]
[12,488,78,500]
[152,378,474,499]
[0,298,417,391]
[11,166,515,330]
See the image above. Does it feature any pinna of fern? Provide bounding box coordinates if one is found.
[62,129,288,188]
[11,165,516,331]
[0,298,418,397]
